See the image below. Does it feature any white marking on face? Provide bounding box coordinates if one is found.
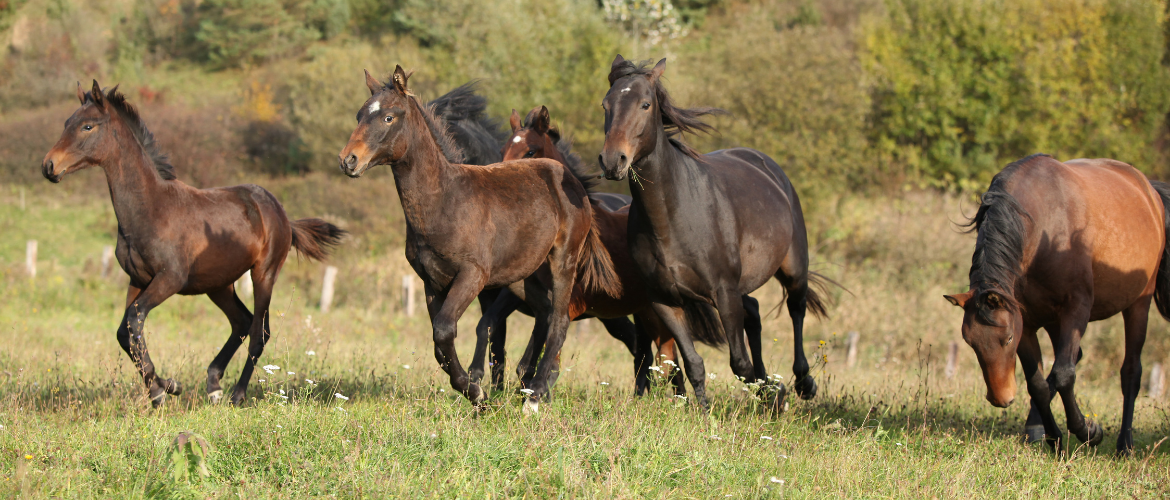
[512,135,523,143]
[368,101,381,114]
[621,87,631,93]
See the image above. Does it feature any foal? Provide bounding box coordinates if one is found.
[339,67,620,410]
[42,82,344,407]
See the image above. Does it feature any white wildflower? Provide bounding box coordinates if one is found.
[287,371,295,375]
[600,382,610,386]
[769,477,785,485]
[334,393,349,401]
[761,436,773,441]
[649,365,663,373]
[520,388,535,395]
[663,359,676,367]
[403,365,411,369]
[305,379,315,385]
[279,388,285,395]
[305,350,316,356]
[708,373,717,379]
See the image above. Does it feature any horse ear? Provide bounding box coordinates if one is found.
[944,291,973,308]
[649,58,667,82]
[532,106,551,134]
[76,81,86,104]
[509,109,522,133]
[90,80,104,109]
[985,292,1005,309]
[391,65,411,96]
[608,54,626,86]
[364,69,381,96]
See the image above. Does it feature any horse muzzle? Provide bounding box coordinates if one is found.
[41,158,62,183]
[339,154,368,178]
[599,150,631,181]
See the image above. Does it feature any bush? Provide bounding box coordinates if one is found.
[192,0,350,68]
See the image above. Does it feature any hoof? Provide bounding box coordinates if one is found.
[794,375,817,400]
[468,383,486,405]
[207,390,224,405]
[522,398,539,416]
[150,391,167,408]
[1024,425,1046,444]
[161,378,182,396]
[1083,420,1103,447]
[760,383,789,414]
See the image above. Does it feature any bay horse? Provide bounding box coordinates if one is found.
[599,56,833,408]
[338,67,620,410]
[944,153,1170,455]
[41,81,345,407]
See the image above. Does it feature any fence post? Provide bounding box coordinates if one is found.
[236,270,253,299]
[320,266,339,313]
[1150,362,1165,400]
[945,341,959,379]
[25,240,37,277]
[845,331,859,368]
[402,275,416,317]
[100,245,114,278]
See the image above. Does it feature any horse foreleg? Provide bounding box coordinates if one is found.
[1117,296,1152,455]
[1018,328,1063,450]
[117,277,183,408]
[1051,311,1101,450]
[650,302,710,409]
[631,311,657,396]
[431,270,489,406]
[206,285,253,404]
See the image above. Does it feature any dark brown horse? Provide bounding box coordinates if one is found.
[945,153,1170,455]
[599,56,833,408]
[41,81,345,407]
[338,67,620,411]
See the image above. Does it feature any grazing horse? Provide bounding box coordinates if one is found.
[338,67,620,409]
[598,56,833,408]
[41,81,345,407]
[944,154,1170,455]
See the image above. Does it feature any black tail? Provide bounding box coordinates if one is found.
[682,301,727,347]
[290,219,346,261]
[804,271,842,319]
[428,81,508,166]
[1150,180,1170,320]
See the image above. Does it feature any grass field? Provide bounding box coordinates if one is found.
[0,184,1168,498]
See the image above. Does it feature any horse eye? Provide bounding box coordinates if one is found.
[384,115,393,123]
[83,124,94,131]
[524,150,536,158]
[641,102,651,110]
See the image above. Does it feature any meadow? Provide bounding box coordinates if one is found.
[0,183,1167,498]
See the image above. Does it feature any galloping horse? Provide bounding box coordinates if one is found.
[42,81,345,407]
[338,67,620,410]
[945,154,1170,455]
[599,56,833,408]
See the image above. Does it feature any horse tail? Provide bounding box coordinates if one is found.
[1149,180,1170,320]
[290,218,347,261]
[684,301,727,346]
[576,215,622,299]
[804,271,840,320]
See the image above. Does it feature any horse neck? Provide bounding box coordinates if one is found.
[101,121,168,229]
[628,130,703,232]
[390,108,457,229]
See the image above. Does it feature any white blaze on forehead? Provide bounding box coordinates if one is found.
[620,87,631,93]
[368,100,381,114]
[512,135,523,143]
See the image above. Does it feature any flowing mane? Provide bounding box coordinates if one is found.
[607,59,725,159]
[85,87,176,180]
[519,107,600,192]
[375,78,466,164]
[429,81,507,166]
[962,153,1045,324]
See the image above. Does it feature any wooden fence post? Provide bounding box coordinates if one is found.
[320,266,338,313]
[402,275,416,317]
[1150,362,1165,400]
[845,331,859,368]
[25,240,37,277]
[100,245,114,278]
[945,341,959,379]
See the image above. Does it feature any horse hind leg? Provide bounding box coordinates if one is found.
[205,285,252,404]
[780,275,817,400]
[1116,296,1151,455]
[228,267,279,406]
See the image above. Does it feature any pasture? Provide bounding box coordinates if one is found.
[0,184,1166,498]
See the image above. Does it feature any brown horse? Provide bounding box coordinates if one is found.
[42,81,345,407]
[945,153,1170,455]
[599,57,833,408]
[338,67,620,410]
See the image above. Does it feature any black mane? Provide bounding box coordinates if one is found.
[376,78,466,164]
[428,82,507,166]
[519,108,599,192]
[962,153,1046,324]
[607,59,726,159]
[86,87,176,180]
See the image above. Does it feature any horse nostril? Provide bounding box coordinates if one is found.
[346,154,358,167]
[619,154,628,167]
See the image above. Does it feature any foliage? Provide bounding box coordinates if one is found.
[192,0,349,68]
[862,0,1170,189]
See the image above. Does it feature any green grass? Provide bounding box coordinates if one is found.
[0,188,1168,498]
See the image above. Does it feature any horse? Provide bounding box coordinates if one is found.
[338,67,621,411]
[598,56,834,408]
[41,81,345,407]
[944,153,1170,455]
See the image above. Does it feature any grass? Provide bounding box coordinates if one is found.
[0,186,1168,498]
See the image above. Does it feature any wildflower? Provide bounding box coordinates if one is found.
[600,382,610,386]
[896,442,903,446]
[279,389,286,395]
[823,354,828,363]
[649,365,663,373]
[24,454,32,460]
[306,350,316,356]
[778,454,788,459]
[819,340,825,346]
[262,364,280,374]
[708,373,717,379]
[276,425,283,429]
[258,379,265,382]
[439,389,445,393]
[429,433,437,439]
[663,360,676,367]
[761,436,773,441]
[334,407,346,413]
[287,371,295,375]
[334,393,349,401]
[769,477,785,485]
[403,365,411,369]
[305,379,316,385]
[520,388,535,395]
